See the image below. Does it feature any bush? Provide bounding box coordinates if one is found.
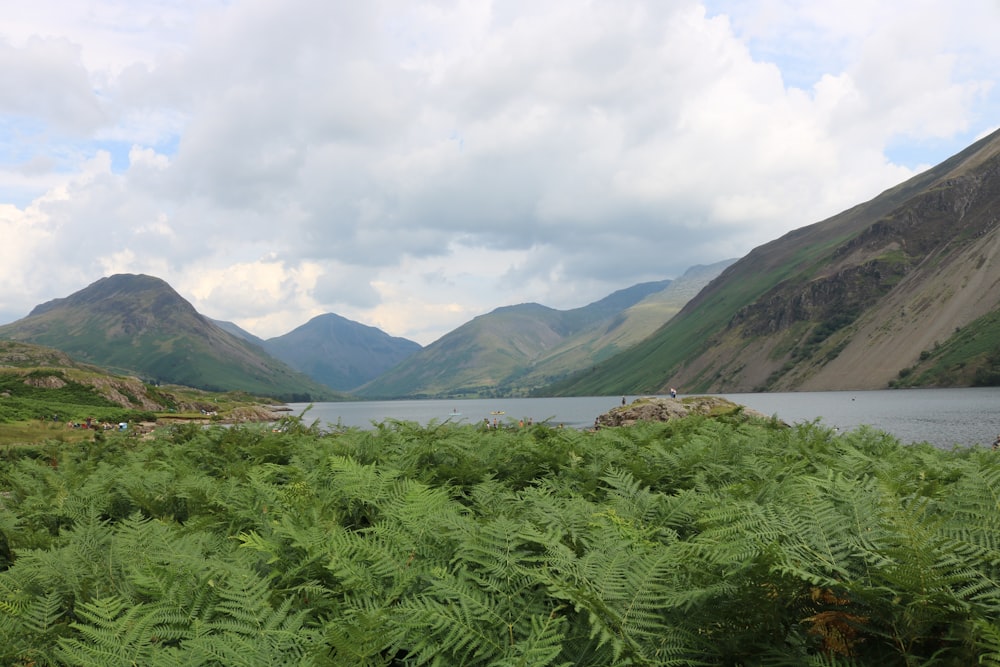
[1,416,998,664]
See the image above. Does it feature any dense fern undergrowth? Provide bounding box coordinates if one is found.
[1,411,999,666]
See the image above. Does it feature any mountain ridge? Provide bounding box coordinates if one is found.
[547,127,1000,395]
[357,264,730,398]
[0,268,726,402]
[0,274,339,401]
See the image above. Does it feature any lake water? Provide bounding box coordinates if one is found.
[286,387,1000,449]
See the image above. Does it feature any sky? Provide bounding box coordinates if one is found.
[2,0,998,346]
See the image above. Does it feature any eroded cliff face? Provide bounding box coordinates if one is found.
[667,145,1000,393]
[730,259,905,339]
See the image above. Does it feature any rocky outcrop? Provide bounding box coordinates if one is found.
[80,376,166,410]
[23,375,68,389]
[0,341,88,369]
[227,405,285,423]
[729,258,903,338]
[596,396,776,428]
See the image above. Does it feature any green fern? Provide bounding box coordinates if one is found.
[56,595,172,666]
[3,409,1000,664]
[180,569,313,666]
[0,589,67,665]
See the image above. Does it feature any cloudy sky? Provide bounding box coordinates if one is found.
[2,0,998,345]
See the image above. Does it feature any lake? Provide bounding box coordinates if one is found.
[286,387,1000,449]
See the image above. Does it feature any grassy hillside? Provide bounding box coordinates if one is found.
[890,308,1000,388]
[0,340,287,445]
[513,262,734,392]
[357,303,569,398]
[546,255,805,394]
[0,341,150,425]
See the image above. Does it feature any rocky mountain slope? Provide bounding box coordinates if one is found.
[0,275,338,401]
[550,127,1000,395]
[357,265,729,398]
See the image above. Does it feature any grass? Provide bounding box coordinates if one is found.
[0,367,278,444]
[893,309,1000,387]
[0,420,101,447]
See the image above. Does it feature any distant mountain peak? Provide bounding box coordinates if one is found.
[260,312,421,391]
[29,274,180,318]
[0,274,337,401]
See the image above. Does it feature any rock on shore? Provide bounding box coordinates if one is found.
[596,396,779,428]
[226,405,286,423]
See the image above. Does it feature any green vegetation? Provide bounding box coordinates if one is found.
[0,369,151,426]
[2,412,999,665]
[0,275,339,402]
[0,349,283,446]
[547,233,856,396]
[357,273,732,400]
[0,421,100,448]
[891,309,1000,388]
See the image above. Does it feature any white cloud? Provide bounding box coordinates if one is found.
[0,36,106,133]
[1,0,998,345]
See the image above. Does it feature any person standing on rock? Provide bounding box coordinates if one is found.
[670,387,677,399]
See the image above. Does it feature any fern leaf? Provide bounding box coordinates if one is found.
[56,595,173,667]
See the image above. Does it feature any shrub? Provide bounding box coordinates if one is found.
[1,416,998,665]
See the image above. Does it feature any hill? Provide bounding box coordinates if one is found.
[0,274,338,401]
[550,127,1000,395]
[260,313,421,391]
[356,267,728,398]
[0,339,282,428]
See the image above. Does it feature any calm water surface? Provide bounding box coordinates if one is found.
[287,387,1000,449]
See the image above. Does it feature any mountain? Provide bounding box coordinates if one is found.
[549,127,1000,396]
[259,313,422,391]
[212,319,266,346]
[494,261,733,393]
[356,268,728,399]
[0,274,338,401]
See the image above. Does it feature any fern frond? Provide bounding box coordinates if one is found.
[539,526,694,663]
[392,570,508,665]
[499,611,571,667]
[974,618,1000,667]
[318,602,401,666]
[56,595,173,666]
[0,589,66,666]
[180,568,312,665]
